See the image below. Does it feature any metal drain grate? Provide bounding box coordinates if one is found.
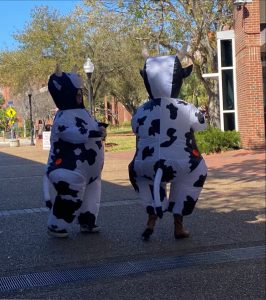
[0,245,264,293]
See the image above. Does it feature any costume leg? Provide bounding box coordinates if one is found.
[137,178,167,240]
[47,169,86,230]
[129,161,154,212]
[137,179,155,212]
[169,159,207,216]
[78,176,101,227]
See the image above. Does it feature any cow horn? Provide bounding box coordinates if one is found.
[142,41,149,59]
[55,63,62,77]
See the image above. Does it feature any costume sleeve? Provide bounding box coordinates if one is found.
[131,105,147,135]
[189,104,207,132]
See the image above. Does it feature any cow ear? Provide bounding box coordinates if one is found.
[182,64,193,78]
[55,63,62,77]
[141,43,149,59]
[139,69,144,78]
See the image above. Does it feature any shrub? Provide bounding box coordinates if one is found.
[195,127,241,154]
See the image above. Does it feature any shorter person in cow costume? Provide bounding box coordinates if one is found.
[129,55,208,241]
[43,65,107,238]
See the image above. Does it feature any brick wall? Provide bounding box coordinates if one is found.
[104,96,132,125]
[0,87,10,105]
[234,0,265,149]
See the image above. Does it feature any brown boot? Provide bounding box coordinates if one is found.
[142,214,157,241]
[174,214,190,239]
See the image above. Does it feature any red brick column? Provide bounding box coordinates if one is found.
[234,0,265,149]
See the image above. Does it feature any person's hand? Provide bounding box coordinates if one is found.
[99,127,107,140]
[98,122,108,140]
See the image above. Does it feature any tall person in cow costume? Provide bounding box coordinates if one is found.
[43,65,107,238]
[129,54,208,241]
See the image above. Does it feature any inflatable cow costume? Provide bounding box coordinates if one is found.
[43,66,107,238]
[129,55,208,240]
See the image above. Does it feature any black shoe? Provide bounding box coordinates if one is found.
[47,227,68,238]
[141,228,153,241]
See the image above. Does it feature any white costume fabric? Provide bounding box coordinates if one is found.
[44,71,105,232]
[129,55,208,218]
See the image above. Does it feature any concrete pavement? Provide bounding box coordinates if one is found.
[0,145,265,299]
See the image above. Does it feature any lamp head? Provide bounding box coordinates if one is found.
[233,0,246,10]
[27,87,33,97]
[83,58,94,74]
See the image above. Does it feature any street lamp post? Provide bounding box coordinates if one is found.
[83,58,95,115]
[28,90,35,146]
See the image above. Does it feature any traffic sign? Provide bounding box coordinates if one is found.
[6,107,17,118]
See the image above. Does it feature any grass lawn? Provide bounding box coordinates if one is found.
[105,125,136,152]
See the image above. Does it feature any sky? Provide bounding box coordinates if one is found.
[0,0,82,51]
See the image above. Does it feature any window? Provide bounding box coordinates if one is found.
[221,40,233,67]
[223,113,235,131]
[222,69,235,110]
[217,30,238,131]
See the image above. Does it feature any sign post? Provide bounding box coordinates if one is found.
[6,107,17,140]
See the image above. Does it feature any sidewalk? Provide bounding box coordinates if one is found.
[0,146,265,299]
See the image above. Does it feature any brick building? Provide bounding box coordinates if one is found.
[234,0,265,149]
[209,0,265,149]
[104,96,132,125]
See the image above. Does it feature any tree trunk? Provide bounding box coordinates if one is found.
[207,80,220,128]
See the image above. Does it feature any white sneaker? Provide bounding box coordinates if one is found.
[80,224,100,233]
[47,227,69,238]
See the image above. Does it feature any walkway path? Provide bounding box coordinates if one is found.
[0,146,265,299]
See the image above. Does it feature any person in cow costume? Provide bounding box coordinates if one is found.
[43,65,107,238]
[129,55,208,241]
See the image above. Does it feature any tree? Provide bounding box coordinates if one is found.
[80,2,148,114]
[0,1,233,123]
[0,92,4,106]
[86,0,233,125]
[0,6,89,127]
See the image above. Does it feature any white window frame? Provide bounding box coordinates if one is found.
[217,30,238,131]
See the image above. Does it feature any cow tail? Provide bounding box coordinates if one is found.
[154,168,163,217]
[43,174,51,202]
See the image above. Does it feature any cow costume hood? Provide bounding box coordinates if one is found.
[48,71,85,110]
[140,55,193,99]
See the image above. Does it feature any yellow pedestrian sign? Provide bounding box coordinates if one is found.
[6,107,17,118]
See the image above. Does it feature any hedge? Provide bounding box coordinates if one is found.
[195,126,241,154]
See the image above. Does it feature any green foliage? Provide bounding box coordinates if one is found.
[0,92,4,106]
[195,127,241,154]
[0,109,7,130]
[0,1,234,124]
[180,72,208,106]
